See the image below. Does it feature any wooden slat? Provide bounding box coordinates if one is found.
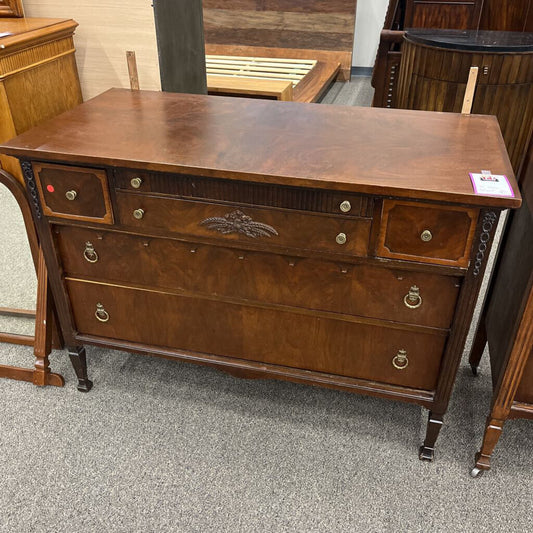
[206,55,316,86]
[206,43,351,81]
[207,75,293,100]
[203,0,356,14]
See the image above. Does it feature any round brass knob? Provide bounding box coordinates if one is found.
[133,208,145,220]
[95,303,110,323]
[392,349,409,370]
[404,285,422,309]
[130,177,143,189]
[83,242,98,263]
[420,230,433,242]
[65,190,77,201]
[336,232,347,245]
[340,200,352,213]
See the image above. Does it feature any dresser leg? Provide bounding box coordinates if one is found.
[469,312,488,376]
[471,416,504,476]
[68,346,93,392]
[419,411,444,461]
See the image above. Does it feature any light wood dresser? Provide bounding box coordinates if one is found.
[0,17,82,182]
[0,89,521,460]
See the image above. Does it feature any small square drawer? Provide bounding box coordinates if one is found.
[33,162,113,224]
[376,200,479,267]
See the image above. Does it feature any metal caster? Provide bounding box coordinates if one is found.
[470,364,478,376]
[419,446,435,462]
[470,467,484,478]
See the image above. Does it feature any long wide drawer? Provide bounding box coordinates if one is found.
[66,279,447,391]
[55,226,461,328]
[114,191,371,256]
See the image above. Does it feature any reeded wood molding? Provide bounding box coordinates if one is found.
[0,36,75,79]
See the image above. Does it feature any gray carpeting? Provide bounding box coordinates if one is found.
[1,78,532,533]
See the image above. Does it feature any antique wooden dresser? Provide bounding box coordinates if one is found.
[0,89,521,459]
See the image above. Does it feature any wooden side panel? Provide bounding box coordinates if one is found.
[516,350,533,404]
[487,195,533,392]
[3,54,82,134]
[479,0,533,32]
[202,0,357,76]
[404,0,483,29]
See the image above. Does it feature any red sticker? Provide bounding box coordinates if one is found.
[46,184,55,193]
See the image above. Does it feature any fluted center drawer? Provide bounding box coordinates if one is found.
[114,191,371,256]
[55,226,461,329]
[67,279,447,391]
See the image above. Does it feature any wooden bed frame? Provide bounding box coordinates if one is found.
[203,1,358,103]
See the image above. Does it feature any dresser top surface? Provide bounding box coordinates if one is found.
[0,88,520,208]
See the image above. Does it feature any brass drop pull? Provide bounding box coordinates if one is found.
[65,190,77,201]
[392,349,409,370]
[340,200,352,213]
[336,233,347,245]
[130,177,143,189]
[420,230,433,242]
[133,208,145,220]
[404,285,422,309]
[95,303,110,323]
[83,242,99,263]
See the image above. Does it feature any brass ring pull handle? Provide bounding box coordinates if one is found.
[404,285,422,309]
[336,232,347,245]
[83,242,98,263]
[392,349,409,370]
[420,229,433,242]
[95,303,110,323]
[133,208,145,220]
[65,190,77,201]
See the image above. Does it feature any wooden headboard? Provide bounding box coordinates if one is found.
[203,0,358,81]
[0,0,24,17]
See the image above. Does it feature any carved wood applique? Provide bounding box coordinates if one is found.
[200,209,278,238]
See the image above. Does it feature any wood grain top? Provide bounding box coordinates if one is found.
[0,88,520,208]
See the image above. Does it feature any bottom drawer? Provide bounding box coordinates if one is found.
[66,279,447,391]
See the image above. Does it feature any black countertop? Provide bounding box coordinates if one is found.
[405,29,533,52]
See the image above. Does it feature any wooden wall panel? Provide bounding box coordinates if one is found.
[23,1,161,100]
[203,0,357,53]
